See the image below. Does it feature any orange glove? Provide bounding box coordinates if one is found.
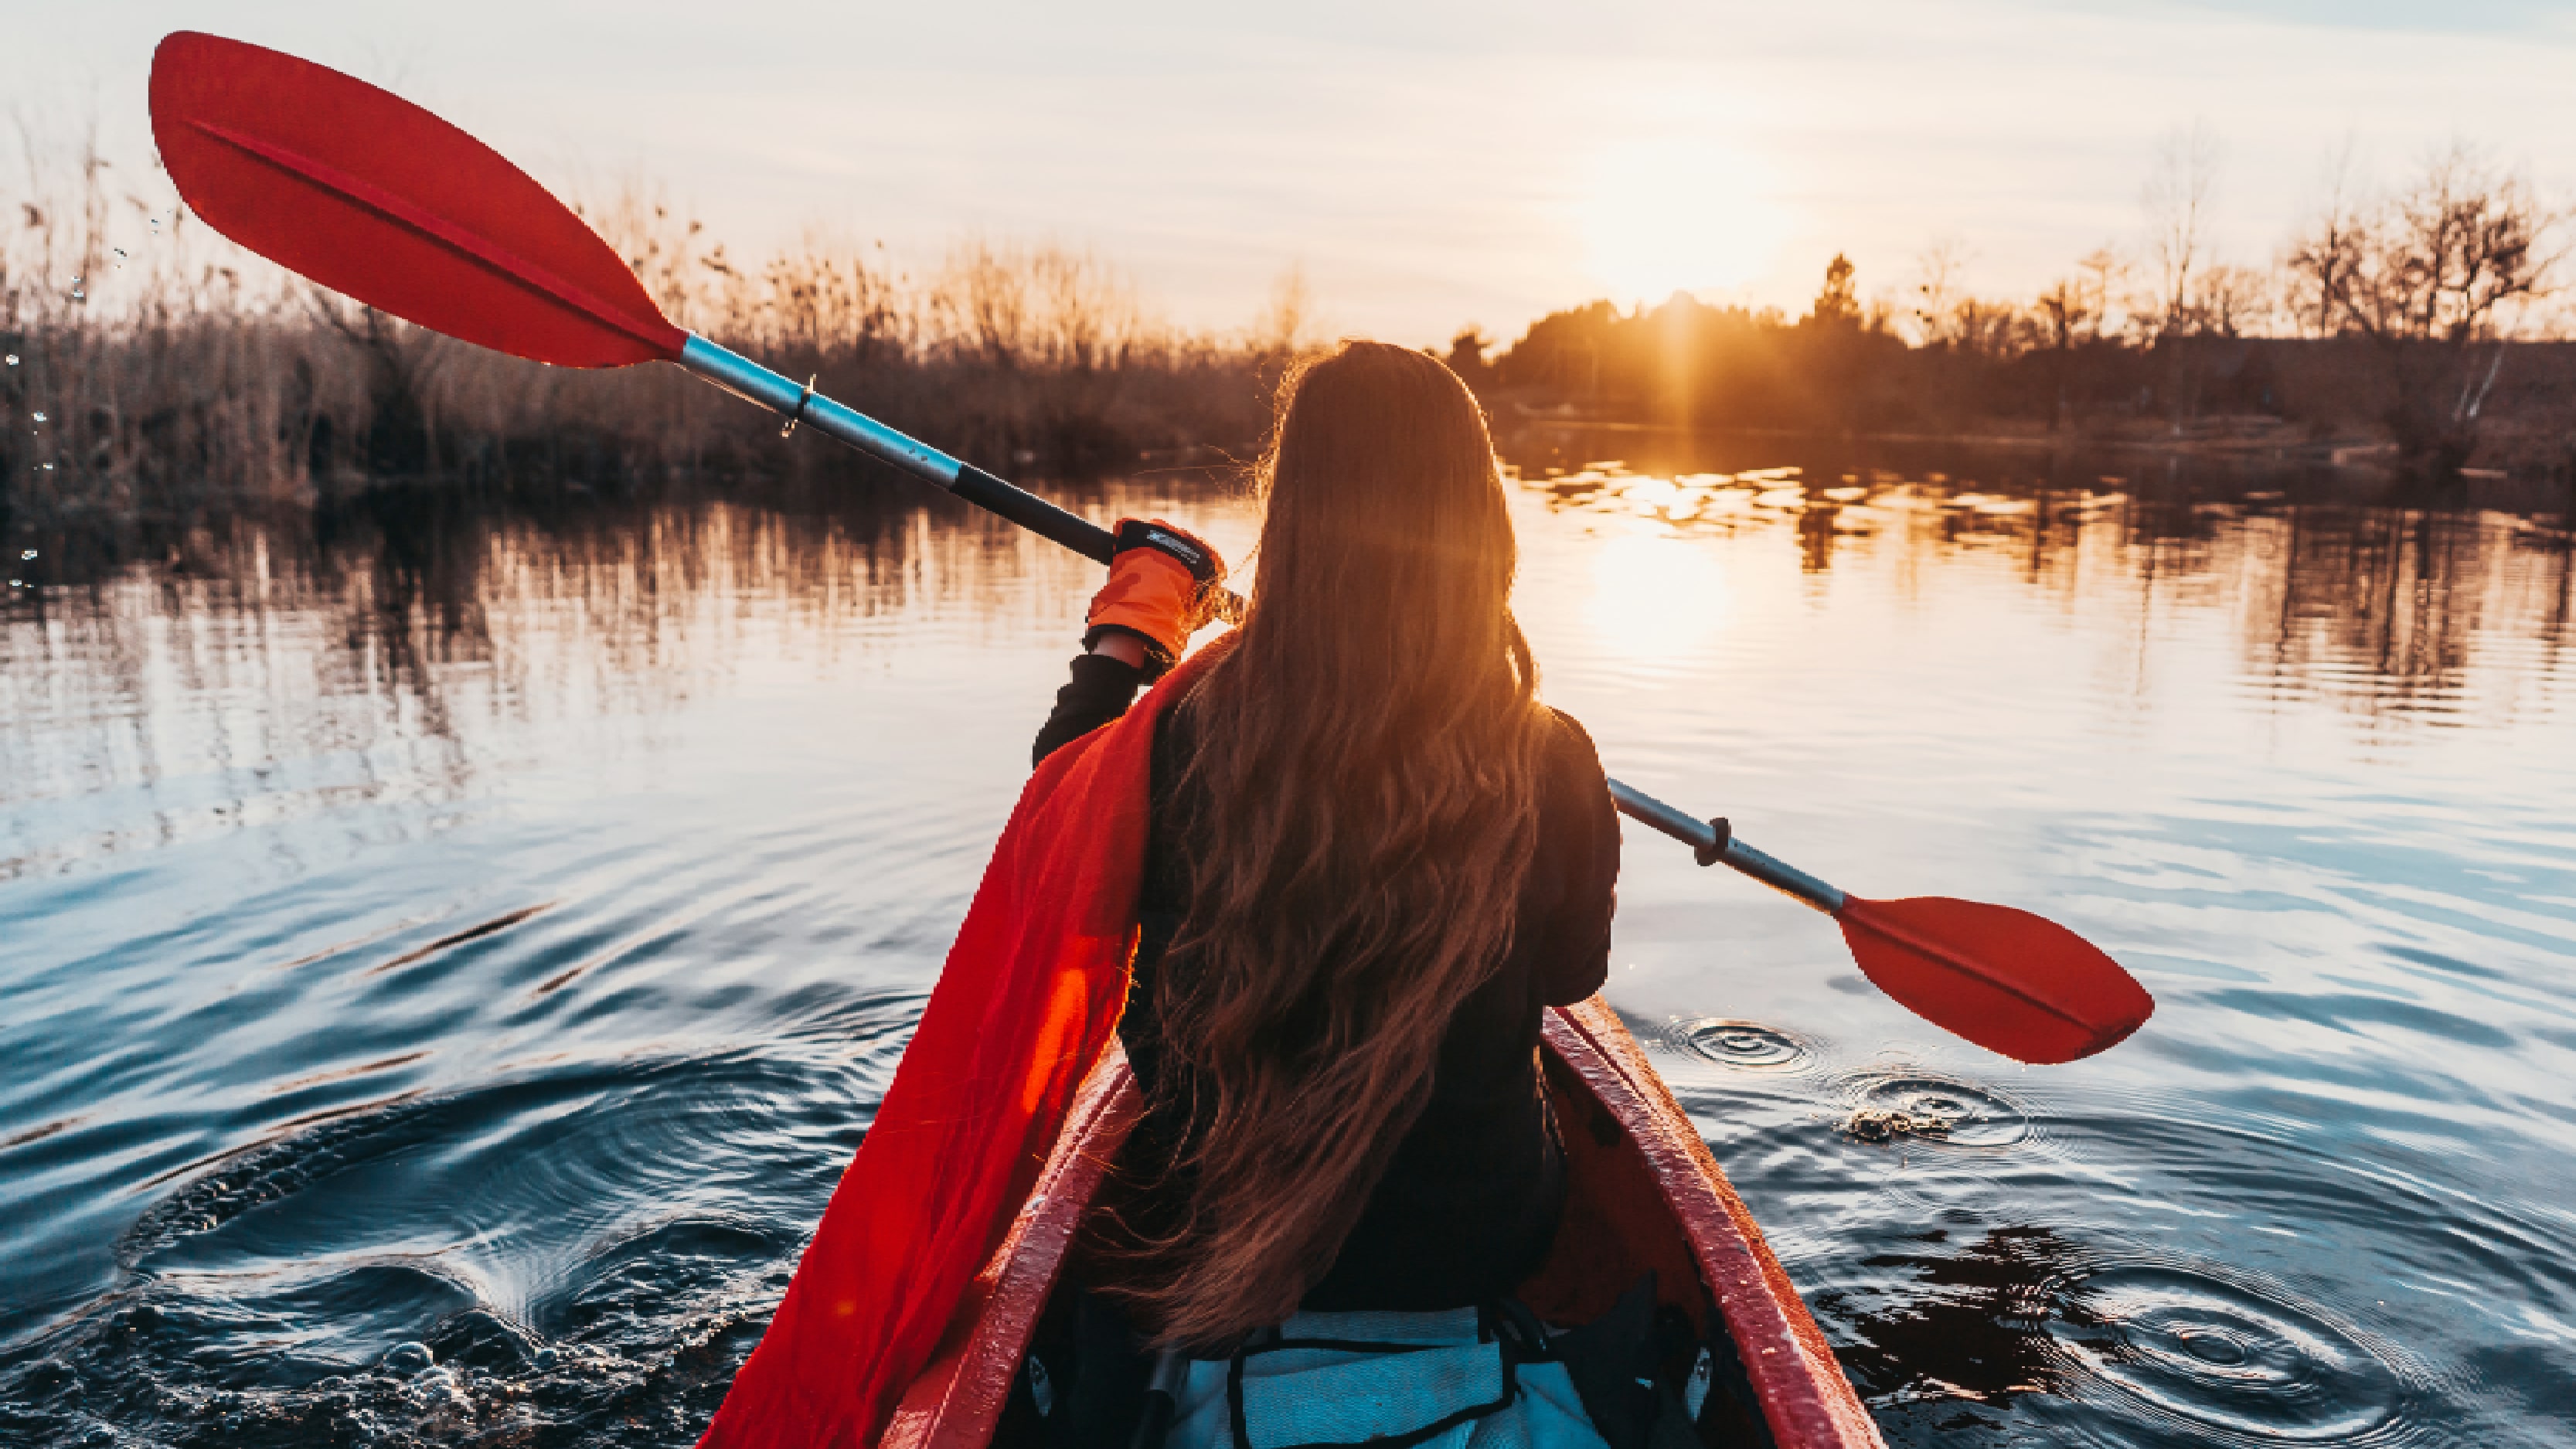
[1085,518,1226,672]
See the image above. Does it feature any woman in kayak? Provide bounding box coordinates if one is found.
[1033,340,1621,1443]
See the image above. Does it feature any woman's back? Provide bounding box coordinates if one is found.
[1038,678,1618,1316]
[1044,340,1621,1352]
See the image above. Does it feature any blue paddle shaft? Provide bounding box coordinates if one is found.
[672,333,1829,898]
[677,334,1121,564]
[679,335,968,488]
[1607,782,1847,913]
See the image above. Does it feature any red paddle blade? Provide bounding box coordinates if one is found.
[1837,896,2152,1065]
[149,32,685,369]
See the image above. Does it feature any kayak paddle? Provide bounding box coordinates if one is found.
[1609,784,2146,1063]
[147,31,1109,565]
[147,30,2153,1066]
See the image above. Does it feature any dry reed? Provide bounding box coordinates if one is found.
[2,147,1291,529]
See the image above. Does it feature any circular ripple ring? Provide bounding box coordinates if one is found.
[1664,1017,1815,1072]
[2039,1264,2408,1444]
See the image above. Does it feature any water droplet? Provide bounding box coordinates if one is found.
[114,248,128,267]
[19,549,33,560]
[151,216,162,233]
[1842,1073,2033,1148]
[42,462,55,471]
[31,413,46,423]
[70,287,84,301]
[3,355,16,366]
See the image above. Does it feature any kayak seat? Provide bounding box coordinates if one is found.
[1006,1277,1750,1449]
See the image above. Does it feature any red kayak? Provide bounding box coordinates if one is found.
[880,995,1887,1449]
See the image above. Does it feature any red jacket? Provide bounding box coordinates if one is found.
[696,640,1233,1449]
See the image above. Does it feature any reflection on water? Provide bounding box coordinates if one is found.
[1521,445,2575,730]
[3,440,2574,1447]
[1813,1226,2431,1446]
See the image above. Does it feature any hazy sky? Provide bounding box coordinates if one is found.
[9,1,2574,344]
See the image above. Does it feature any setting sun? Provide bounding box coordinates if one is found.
[1574,131,1791,304]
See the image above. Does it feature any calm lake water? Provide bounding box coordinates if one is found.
[4,436,2574,1447]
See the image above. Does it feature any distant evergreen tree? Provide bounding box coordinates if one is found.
[1806,253,1860,328]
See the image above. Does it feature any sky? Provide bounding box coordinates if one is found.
[6,0,2574,345]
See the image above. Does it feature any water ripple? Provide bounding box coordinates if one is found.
[1662,1016,1816,1071]
[2037,1262,2411,1444]
[11,1041,886,1445]
[1837,1072,2035,1150]
[9,468,2576,1447]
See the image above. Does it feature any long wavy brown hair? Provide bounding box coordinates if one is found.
[1113,340,1555,1349]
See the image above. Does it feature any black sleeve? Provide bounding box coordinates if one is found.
[1034,651,1150,766]
[1530,710,1620,1007]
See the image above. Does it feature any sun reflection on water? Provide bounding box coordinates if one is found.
[1579,528,1732,665]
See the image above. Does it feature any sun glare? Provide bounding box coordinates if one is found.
[1582,528,1731,665]
[1574,132,1789,304]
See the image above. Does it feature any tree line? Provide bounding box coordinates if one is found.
[4,124,2567,536]
[1449,134,2568,479]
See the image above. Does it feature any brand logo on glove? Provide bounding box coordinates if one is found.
[1142,529,1209,573]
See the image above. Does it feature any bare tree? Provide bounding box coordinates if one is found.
[2287,142,2564,472]
[2031,277,2091,431]
[2282,139,2363,338]
[2143,122,2219,338]
[1948,297,2034,357]
[2035,277,2094,349]
[2354,145,2552,344]
[1909,237,1969,347]
[2074,247,2126,342]
[2194,264,2275,338]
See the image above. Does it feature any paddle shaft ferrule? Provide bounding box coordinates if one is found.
[1607,781,1849,914]
[675,335,1123,563]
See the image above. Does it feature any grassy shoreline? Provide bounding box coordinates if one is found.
[6,151,2571,532]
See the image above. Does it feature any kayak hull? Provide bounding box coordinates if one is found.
[880,995,1884,1449]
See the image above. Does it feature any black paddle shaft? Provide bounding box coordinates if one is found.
[950,464,1116,564]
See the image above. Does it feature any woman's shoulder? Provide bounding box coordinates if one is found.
[1538,705,1604,765]
[1535,706,1608,795]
